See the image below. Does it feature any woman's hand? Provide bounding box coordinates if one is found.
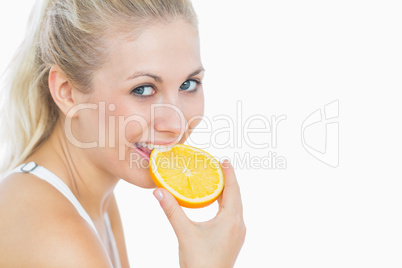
[153,160,246,268]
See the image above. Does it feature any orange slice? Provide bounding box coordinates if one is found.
[150,144,224,208]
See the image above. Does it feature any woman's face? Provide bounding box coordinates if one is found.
[71,20,204,188]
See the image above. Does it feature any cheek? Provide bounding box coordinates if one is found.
[71,106,101,144]
[184,91,204,120]
[182,92,204,138]
[107,104,151,143]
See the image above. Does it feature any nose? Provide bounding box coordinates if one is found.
[152,102,188,141]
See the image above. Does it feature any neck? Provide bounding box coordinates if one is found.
[26,118,119,220]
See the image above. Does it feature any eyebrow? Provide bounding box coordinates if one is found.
[127,67,205,82]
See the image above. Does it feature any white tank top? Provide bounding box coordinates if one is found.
[5,162,122,268]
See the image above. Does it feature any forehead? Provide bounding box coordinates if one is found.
[99,20,201,82]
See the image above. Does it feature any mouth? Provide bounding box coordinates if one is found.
[133,142,174,160]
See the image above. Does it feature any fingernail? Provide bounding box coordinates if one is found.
[220,158,227,164]
[220,158,231,167]
[153,189,164,201]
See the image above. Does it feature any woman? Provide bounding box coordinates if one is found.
[0,0,246,267]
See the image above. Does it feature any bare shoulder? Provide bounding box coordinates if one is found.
[0,173,112,267]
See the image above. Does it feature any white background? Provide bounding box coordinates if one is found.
[1,1,402,267]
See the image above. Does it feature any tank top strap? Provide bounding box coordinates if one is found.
[104,212,122,268]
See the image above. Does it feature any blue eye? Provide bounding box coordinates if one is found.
[131,85,154,96]
[180,80,198,91]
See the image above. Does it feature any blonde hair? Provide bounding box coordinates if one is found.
[0,0,197,175]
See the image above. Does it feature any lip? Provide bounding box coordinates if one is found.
[137,131,185,148]
[133,145,152,160]
[132,141,177,160]
[137,141,178,147]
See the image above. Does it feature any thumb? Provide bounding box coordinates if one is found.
[153,188,191,236]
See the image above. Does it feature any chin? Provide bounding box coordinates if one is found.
[122,165,157,189]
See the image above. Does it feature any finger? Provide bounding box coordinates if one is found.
[153,188,191,237]
[218,160,243,215]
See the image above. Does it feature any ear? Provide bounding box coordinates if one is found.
[48,66,76,117]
